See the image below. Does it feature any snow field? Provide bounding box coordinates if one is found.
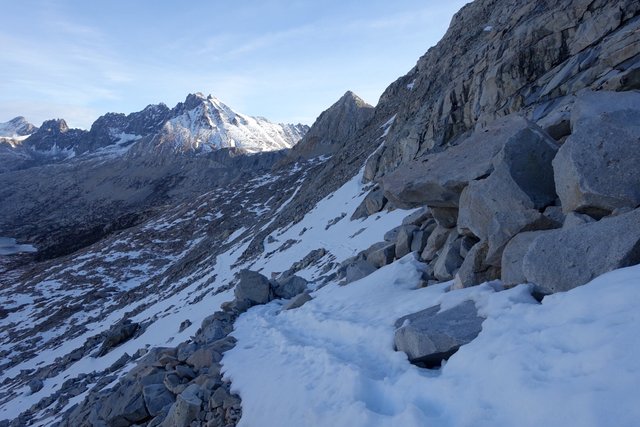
[223,260,640,427]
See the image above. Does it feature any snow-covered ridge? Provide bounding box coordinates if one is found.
[157,93,307,153]
[0,116,37,138]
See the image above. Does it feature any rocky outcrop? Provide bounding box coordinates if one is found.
[283,91,374,163]
[394,300,485,367]
[366,0,640,180]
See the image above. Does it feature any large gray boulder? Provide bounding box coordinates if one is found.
[502,208,640,292]
[420,225,451,262]
[161,384,202,427]
[501,231,549,287]
[553,90,640,216]
[283,291,313,310]
[351,187,387,220]
[98,378,149,425]
[394,300,484,366]
[143,384,175,417]
[343,258,377,284]
[367,242,396,268]
[382,115,549,209]
[457,117,558,264]
[234,269,271,306]
[402,207,432,226]
[272,275,307,299]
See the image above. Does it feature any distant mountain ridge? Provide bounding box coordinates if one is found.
[0,93,308,173]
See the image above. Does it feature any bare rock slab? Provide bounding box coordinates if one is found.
[394,300,484,367]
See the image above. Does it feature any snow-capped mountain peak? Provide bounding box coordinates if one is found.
[153,93,308,154]
[0,116,38,139]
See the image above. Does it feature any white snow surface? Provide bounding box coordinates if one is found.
[158,94,306,153]
[224,260,640,427]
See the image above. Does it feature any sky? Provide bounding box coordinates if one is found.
[0,0,470,129]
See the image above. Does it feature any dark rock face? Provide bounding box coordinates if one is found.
[84,103,172,153]
[394,300,484,367]
[23,119,88,153]
[97,320,140,357]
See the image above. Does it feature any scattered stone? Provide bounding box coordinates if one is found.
[395,225,419,258]
[542,205,565,227]
[344,258,377,284]
[562,212,596,229]
[383,225,403,242]
[283,291,313,310]
[394,300,484,367]
[420,225,450,262]
[162,384,202,427]
[97,320,140,357]
[410,229,431,254]
[402,207,432,226]
[431,207,458,229]
[367,242,396,268]
[186,348,221,372]
[432,232,464,281]
[28,379,43,394]
[175,364,196,380]
[98,378,149,425]
[453,241,499,289]
[179,319,192,333]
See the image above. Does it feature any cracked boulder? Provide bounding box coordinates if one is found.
[553,90,640,216]
[457,116,559,265]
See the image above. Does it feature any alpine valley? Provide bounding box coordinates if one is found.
[1,1,640,426]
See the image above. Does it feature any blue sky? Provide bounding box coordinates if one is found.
[0,0,470,129]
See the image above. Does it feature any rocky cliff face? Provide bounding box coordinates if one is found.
[283,91,374,162]
[365,0,640,179]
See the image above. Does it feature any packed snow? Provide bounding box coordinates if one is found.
[223,259,640,427]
